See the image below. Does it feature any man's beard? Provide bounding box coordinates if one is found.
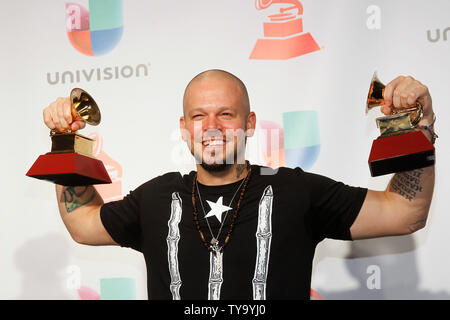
[194,142,245,173]
[200,162,232,172]
[191,130,247,173]
[194,149,234,173]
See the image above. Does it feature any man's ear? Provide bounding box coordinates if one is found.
[246,111,256,137]
[180,116,187,141]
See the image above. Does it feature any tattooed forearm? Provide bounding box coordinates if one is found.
[384,164,434,235]
[389,168,424,201]
[408,218,427,233]
[63,186,96,213]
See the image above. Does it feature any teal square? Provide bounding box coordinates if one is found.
[282,111,320,148]
[100,278,136,300]
[89,0,123,31]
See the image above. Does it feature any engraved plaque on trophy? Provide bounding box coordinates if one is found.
[26,88,112,186]
[366,72,435,177]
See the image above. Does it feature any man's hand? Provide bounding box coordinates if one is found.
[381,75,434,124]
[43,97,86,132]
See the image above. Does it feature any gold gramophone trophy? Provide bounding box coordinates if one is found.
[26,88,111,186]
[366,72,435,176]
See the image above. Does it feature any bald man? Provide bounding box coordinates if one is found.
[43,69,435,300]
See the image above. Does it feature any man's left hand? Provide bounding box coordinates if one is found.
[381,75,434,125]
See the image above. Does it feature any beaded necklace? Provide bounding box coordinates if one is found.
[191,163,252,254]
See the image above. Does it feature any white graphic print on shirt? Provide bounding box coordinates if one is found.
[166,186,273,300]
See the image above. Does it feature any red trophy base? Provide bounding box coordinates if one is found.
[368,130,435,177]
[26,152,112,186]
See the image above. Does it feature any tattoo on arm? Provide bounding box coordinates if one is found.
[388,168,424,201]
[408,218,427,233]
[63,186,96,213]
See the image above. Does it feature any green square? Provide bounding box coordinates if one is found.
[100,278,136,300]
[282,111,320,148]
[89,0,123,31]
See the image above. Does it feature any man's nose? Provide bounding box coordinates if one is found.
[204,115,221,130]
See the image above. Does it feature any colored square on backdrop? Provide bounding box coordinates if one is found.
[282,111,320,148]
[100,278,136,300]
[89,0,123,31]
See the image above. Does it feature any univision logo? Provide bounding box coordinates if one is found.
[427,27,450,43]
[46,63,150,85]
[259,111,320,170]
[66,0,123,56]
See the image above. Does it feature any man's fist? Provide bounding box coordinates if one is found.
[381,76,434,124]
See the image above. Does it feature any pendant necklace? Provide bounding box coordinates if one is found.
[192,162,252,254]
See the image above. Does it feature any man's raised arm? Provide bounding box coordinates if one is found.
[44,98,117,246]
[350,76,436,240]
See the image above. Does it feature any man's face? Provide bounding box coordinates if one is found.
[180,77,255,170]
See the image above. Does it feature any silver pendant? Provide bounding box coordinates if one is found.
[208,243,223,300]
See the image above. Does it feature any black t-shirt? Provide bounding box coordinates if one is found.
[100,165,367,300]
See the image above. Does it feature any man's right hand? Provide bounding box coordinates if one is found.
[43,97,86,132]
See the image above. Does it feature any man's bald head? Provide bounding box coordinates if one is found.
[182,69,250,117]
[180,69,256,172]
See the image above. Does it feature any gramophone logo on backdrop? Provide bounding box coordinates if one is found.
[250,0,320,60]
[88,132,123,202]
[66,0,123,56]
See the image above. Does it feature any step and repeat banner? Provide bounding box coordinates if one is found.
[1,0,449,299]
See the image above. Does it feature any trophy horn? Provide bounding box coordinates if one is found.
[70,88,101,126]
[366,72,385,114]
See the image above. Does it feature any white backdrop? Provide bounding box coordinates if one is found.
[1,0,449,299]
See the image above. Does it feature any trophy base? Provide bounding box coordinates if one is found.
[368,130,435,177]
[26,152,112,186]
[50,132,93,157]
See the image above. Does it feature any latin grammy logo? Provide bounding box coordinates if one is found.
[250,0,320,60]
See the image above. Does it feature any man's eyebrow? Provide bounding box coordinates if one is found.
[188,106,235,114]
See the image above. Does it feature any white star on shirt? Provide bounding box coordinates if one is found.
[204,196,233,223]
